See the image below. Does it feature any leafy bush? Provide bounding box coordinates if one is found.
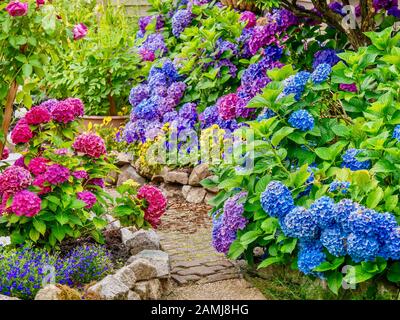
[0,244,112,300]
[0,98,116,247]
[207,26,400,295]
[43,4,143,116]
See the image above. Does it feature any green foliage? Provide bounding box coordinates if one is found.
[42,4,143,116]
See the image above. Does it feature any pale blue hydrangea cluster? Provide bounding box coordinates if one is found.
[288,109,314,131]
[311,63,332,84]
[281,71,310,101]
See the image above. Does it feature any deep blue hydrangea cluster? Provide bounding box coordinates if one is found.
[393,125,400,141]
[0,245,112,300]
[288,109,314,131]
[212,192,248,254]
[283,207,320,239]
[311,63,332,84]
[297,240,326,277]
[309,196,336,229]
[341,148,372,171]
[312,49,340,69]
[320,226,347,257]
[172,9,193,37]
[260,181,295,219]
[329,180,350,193]
[281,71,310,101]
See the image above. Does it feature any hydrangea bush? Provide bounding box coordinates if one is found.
[0,98,116,247]
[206,27,400,294]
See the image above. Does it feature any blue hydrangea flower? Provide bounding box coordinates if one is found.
[263,45,283,62]
[148,72,168,90]
[371,212,398,242]
[257,108,276,121]
[320,225,347,257]
[199,105,219,129]
[133,97,160,120]
[297,240,326,277]
[334,199,361,233]
[309,196,336,229]
[288,109,314,131]
[260,181,295,219]
[172,9,193,37]
[311,63,332,84]
[162,59,181,83]
[393,125,400,141]
[379,228,400,260]
[329,180,350,194]
[283,207,319,239]
[348,208,377,237]
[347,233,380,263]
[312,49,340,69]
[341,148,371,171]
[281,71,310,101]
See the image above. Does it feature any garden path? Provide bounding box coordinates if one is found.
[157,194,265,300]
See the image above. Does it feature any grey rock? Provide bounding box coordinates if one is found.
[104,214,121,231]
[204,192,216,205]
[87,275,129,300]
[115,152,133,167]
[126,258,158,281]
[185,187,207,204]
[125,229,160,255]
[188,164,211,186]
[165,170,189,185]
[114,266,137,289]
[120,227,135,245]
[182,185,191,198]
[117,165,146,187]
[127,250,170,278]
[0,294,19,300]
[34,284,63,300]
[127,290,141,300]
[105,170,119,186]
[133,281,149,300]
[147,279,162,300]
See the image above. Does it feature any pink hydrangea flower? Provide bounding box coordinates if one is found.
[44,164,70,185]
[138,47,155,62]
[54,148,69,156]
[1,147,9,160]
[73,23,88,40]
[0,166,32,195]
[217,93,239,120]
[36,0,45,6]
[25,106,51,125]
[14,156,27,168]
[11,119,33,144]
[32,174,51,195]
[77,191,97,209]
[51,101,76,123]
[87,178,105,189]
[73,133,107,158]
[11,190,42,217]
[240,11,257,28]
[5,1,28,17]
[64,98,84,117]
[137,185,167,229]
[27,157,48,176]
[72,170,89,180]
[339,83,358,92]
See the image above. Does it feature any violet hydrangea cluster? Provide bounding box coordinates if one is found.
[172,9,193,37]
[212,192,248,254]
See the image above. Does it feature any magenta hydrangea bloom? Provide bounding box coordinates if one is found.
[11,119,33,144]
[14,156,27,168]
[44,164,70,185]
[51,101,76,123]
[0,166,32,195]
[217,93,239,120]
[73,133,107,158]
[25,106,51,125]
[339,83,358,92]
[72,170,89,180]
[54,148,69,156]
[64,98,84,117]
[138,47,156,62]
[87,178,105,189]
[32,174,51,195]
[11,190,42,217]
[137,185,167,229]
[240,11,257,28]
[28,157,48,176]
[77,191,97,209]
[1,147,9,160]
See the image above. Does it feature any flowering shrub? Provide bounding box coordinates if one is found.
[206,27,400,294]
[0,244,112,299]
[0,98,117,247]
[113,180,167,229]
